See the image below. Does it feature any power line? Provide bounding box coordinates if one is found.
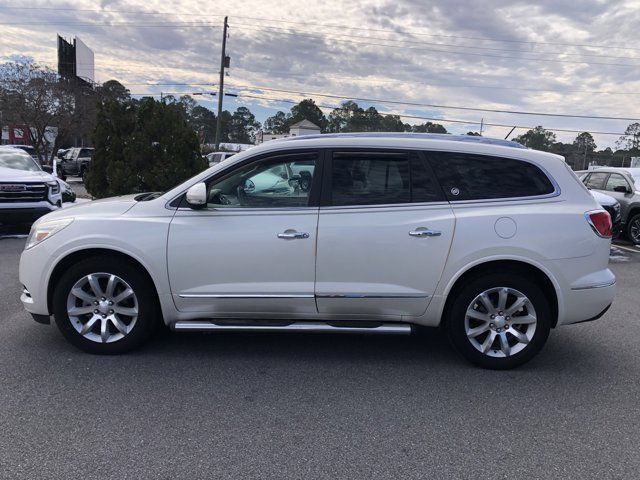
[237,93,629,136]
[227,83,640,121]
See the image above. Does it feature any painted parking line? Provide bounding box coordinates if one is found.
[614,244,640,254]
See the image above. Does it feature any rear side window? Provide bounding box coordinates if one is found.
[330,151,443,206]
[427,152,555,201]
[585,172,608,190]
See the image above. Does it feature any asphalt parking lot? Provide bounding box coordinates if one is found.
[1,237,640,479]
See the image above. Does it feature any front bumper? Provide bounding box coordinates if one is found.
[0,202,59,226]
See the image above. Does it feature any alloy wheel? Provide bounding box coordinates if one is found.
[630,218,640,244]
[464,287,537,358]
[66,272,139,344]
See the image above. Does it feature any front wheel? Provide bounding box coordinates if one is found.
[52,256,158,354]
[627,214,640,245]
[446,273,551,369]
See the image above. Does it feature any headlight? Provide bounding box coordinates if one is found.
[47,180,60,194]
[25,218,74,250]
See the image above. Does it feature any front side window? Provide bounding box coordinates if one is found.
[605,173,629,192]
[205,152,317,208]
[330,151,442,206]
[428,152,555,201]
[585,172,608,190]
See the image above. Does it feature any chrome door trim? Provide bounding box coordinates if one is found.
[178,293,315,299]
[173,321,412,334]
[315,293,429,299]
[571,280,616,290]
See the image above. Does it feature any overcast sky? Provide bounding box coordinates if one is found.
[2,0,640,147]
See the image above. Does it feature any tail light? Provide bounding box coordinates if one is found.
[586,210,613,238]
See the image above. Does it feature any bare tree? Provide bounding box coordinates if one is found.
[0,59,78,163]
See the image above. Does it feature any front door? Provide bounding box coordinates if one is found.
[167,150,321,316]
[315,150,455,318]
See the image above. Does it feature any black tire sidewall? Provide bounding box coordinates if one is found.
[446,272,551,370]
[627,214,640,245]
[52,256,157,354]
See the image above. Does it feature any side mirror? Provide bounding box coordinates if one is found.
[185,182,207,209]
[41,165,53,174]
[613,185,631,194]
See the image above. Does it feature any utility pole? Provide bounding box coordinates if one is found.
[479,118,484,136]
[214,16,229,151]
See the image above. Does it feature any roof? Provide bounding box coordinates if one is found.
[591,167,640,175]
[289,119,321,130]
[281,132,526,149]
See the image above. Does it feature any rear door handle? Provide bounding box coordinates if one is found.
[409,228,442,237]
[277,229,310,240]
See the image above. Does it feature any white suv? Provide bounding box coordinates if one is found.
[19,134,615,369]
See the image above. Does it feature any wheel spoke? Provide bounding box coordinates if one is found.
[479,294,496,314]
[466,309,491,322]
[80,316,99,335]
[68,305,95,316]
[481,331,496,353]
[110,316,129,335]
[87,275,103,298]
[506,295,528,315]
[71,287,95,304]
[112,288,134,304]
[467,323,490,338]
[510,314,536,325]
[100,317,109,343]
[508,329,530,344]
[105,275,117,298]
[499,332,511,356]
[113,306,137,317]
[498,288,508,311]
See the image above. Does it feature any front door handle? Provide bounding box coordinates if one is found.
[277,229,310,240]
[409,227,442,237]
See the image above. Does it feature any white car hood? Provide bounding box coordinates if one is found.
[38,194,140,222]
[0,166,54,182]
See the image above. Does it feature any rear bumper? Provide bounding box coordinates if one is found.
[558,274,616,326]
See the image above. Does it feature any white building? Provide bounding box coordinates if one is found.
[255,119,321,144]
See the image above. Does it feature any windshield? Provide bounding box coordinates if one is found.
[0,150,41,172]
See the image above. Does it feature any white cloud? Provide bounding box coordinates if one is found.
[1,0,639,147]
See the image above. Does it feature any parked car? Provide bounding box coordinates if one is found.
[590,190,622,235]
[19,133,615,369]
[0,147,62,226]
[206,151,235,167]
[577,168,640,244]
[59,147,94,180]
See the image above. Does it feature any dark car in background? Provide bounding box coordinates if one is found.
[59,147,94,180]
[577,168,640,244]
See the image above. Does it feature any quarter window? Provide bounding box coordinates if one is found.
[585,172,608,190]
[205,152,317,208]
[428,152,555,201]
[330,151,443,206]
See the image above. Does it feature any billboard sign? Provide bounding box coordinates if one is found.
[75,36,94,83]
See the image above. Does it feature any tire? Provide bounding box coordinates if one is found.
[445,272,551,370]
[627,213,640,245]
[52,256,158,354]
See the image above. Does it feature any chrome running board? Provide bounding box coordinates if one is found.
[172,321,411,335]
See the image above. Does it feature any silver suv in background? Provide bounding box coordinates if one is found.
[579,168,640,244]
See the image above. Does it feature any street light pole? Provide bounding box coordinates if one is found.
[214,16,229,151]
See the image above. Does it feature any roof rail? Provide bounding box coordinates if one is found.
[280,132,527,149]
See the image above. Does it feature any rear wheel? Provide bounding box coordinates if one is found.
[627,213,640,245]
[446,272,551,369]
[52,256,158,354]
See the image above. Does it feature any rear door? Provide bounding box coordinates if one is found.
[314,149,455,318]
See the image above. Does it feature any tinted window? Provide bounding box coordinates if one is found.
[428,152,555,200]
[205,152,317,208]
[605,174,629,192]
[330,152,442,206]
[585,172,608,190]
